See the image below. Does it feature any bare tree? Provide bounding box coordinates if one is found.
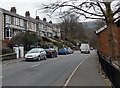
[42,0,120,62]
[58,13,87,44]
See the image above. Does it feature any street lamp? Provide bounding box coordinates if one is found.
[35,8,41,36]
[35,8,41,17]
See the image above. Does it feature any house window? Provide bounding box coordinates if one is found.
[35,24,36,31]
[39,23,42,29]
[28,21,32,29]
[20,19,24,27]
[11,16,14,25]
[16,18,19,26]
[5,15,11,24]
[13,17,16,25]
[5,27,14,39]
[6,28,10,38]
[31,22,34,29]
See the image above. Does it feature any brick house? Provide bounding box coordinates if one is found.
[96,18,120,62]
[0,7,61,48]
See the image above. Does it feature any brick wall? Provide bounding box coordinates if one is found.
[97,29,109,57]
[112,24,119,60]
[117,25,120,59]
[97,22,120,62]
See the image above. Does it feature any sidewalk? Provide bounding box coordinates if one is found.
[66,52,111,87]
[2,58,24,66]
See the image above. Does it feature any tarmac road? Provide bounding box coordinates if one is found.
[2,50,109,87]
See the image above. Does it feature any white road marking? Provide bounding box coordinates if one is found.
[47,58,58,61]
[30,64,40,68]
[63,54,91,87]
[0,76,4,79]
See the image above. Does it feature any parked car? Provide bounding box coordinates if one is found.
[80,43,90,54]
[90,47,94,50]
[66,47,74,54]
[44,48,57,58]
[25,48,46,61]
[58,48,68,55]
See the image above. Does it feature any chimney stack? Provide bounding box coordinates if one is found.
[49,21,52,24]
[43,18,47,22]
[36,16,40,20]
[10,7,16,13]
[25,11,30,17]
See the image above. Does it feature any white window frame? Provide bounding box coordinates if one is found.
[5,15,11,24]
[15,18,19,26]
[13,17,16,25]
[20,19,24,27]
[6,28,12,39]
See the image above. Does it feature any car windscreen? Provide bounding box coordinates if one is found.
[59,49,66,51]
[27,49,40,53]
[80,44,89,50]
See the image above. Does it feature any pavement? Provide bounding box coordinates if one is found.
[2,58,24,66]
[64,51,111,87]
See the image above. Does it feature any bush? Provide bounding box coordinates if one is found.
[2,47,13,55]
[8,31,42,51]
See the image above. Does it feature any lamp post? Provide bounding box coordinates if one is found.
[35,8,41,17]
[35,8,41,36]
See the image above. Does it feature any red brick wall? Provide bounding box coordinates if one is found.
[97,29,109,57]
[2,38,9,48]
[97,23,120,61]
[112,24,119,60]
[117,26,120,58]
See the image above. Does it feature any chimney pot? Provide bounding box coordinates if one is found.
[36,16,40,20]
[43,18,47,22]
[10,7,16,13]
[25,11,30,17]
[49,21,52,24]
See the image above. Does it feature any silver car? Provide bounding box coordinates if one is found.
[25,48,46,61]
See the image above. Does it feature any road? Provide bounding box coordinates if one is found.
[2,51,95,86]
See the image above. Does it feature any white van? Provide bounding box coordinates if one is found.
[80,43,90,54]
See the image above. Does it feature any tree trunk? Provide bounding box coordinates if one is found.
[106,2,119,62]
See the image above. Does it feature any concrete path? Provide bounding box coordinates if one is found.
[65,51,111,87]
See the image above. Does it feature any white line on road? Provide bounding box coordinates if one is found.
[0,76,4,79]
[30,64,40,68]
[63,54,91,88]
[47,58,58,61]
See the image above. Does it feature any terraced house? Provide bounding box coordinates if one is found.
[0,7,61,48]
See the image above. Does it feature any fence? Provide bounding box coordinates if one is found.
[97,52,120,88]
[0,53,16,61]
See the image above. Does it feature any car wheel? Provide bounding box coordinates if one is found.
[55,54,57,57]
[38,56,41,61]
[44,55,47,60]
[51,54,54,58]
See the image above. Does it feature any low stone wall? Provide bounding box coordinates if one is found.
[0,53,16,61]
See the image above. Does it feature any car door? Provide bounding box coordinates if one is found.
[41,50,46,59]
[39,50,43,59]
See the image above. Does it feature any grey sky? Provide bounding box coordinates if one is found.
[0,0,95,23]
[0,0,119,23]
[0,0,60,23]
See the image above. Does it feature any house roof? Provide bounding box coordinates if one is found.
[0,7,56,28]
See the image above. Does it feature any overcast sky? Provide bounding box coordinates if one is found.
[0,0,119,23]
[0,0,60,23]
[0,0,95,23]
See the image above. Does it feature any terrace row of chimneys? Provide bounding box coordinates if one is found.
[10,7,52,23]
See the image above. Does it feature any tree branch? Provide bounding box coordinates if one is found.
[113,7,120,16]
[96,2,108,23]
[60,4,104,17]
